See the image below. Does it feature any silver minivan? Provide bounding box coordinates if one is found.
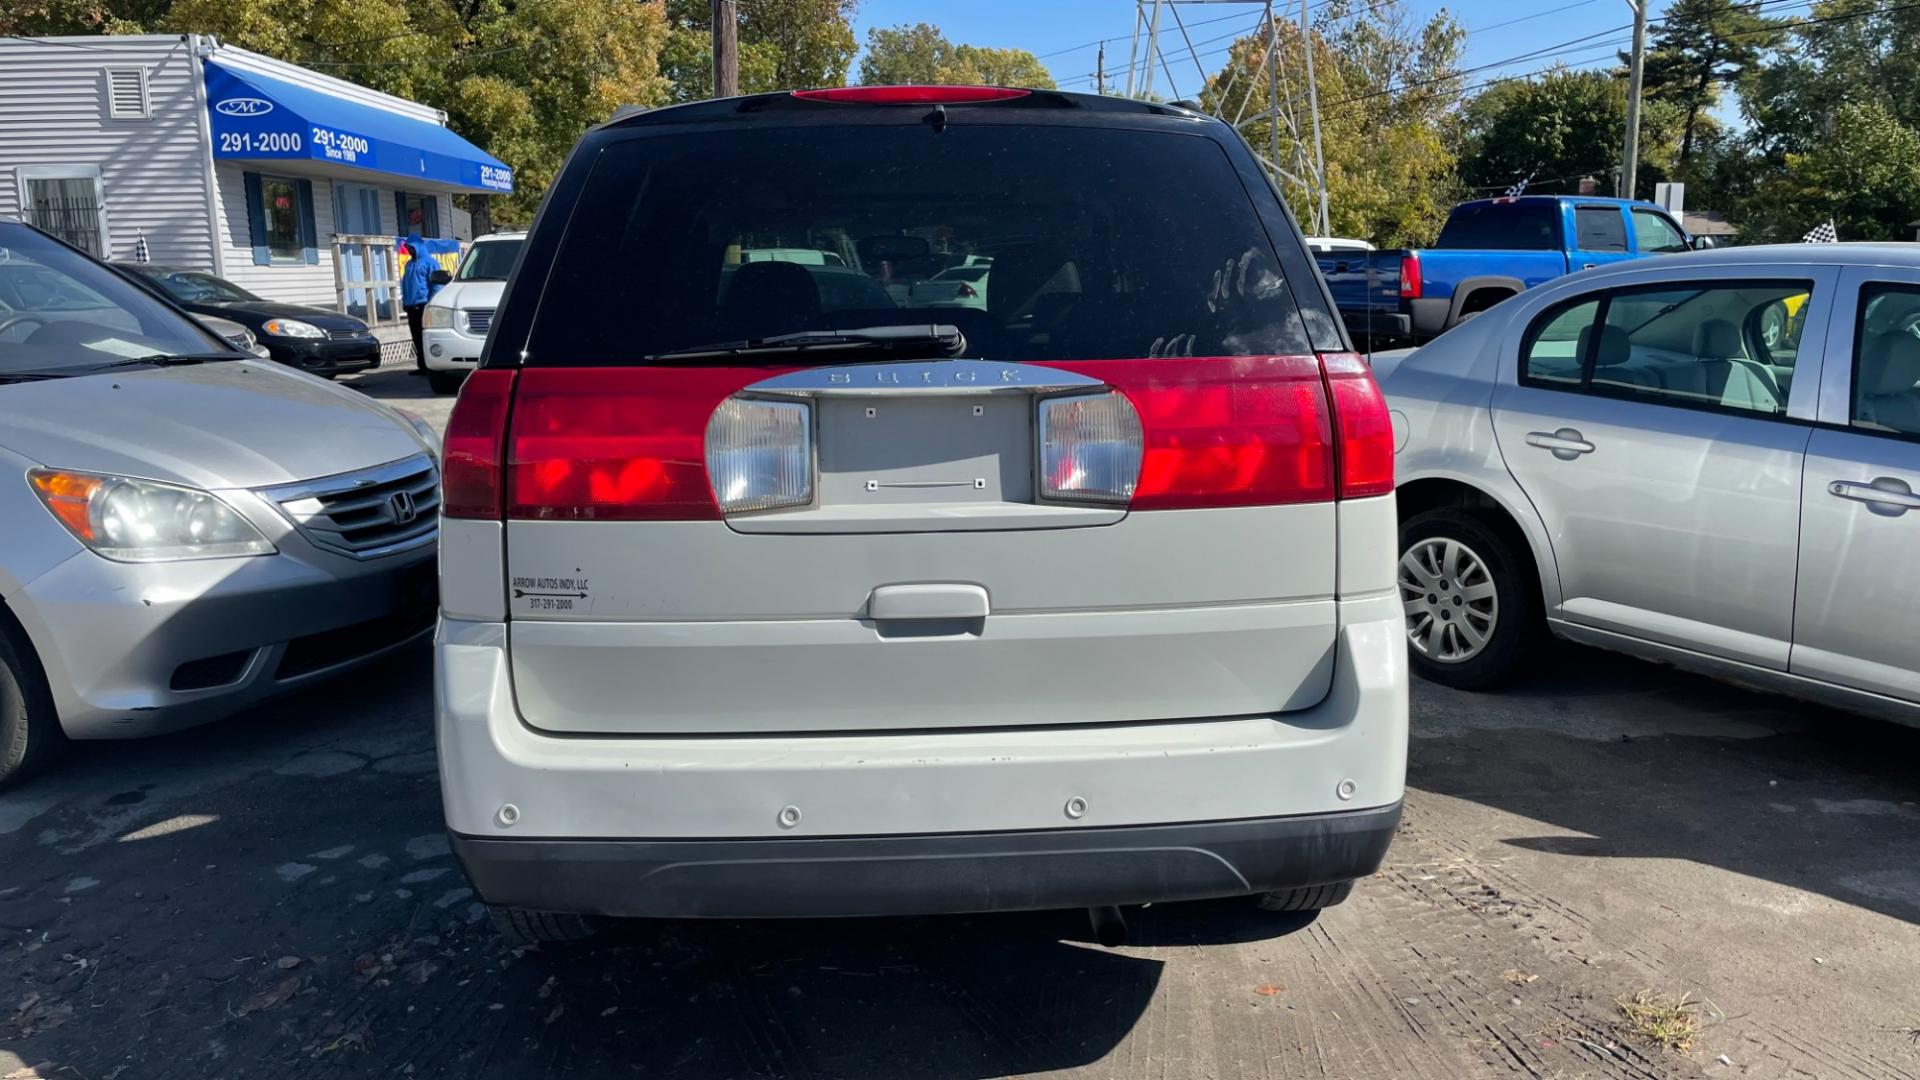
[435,86,1407,943]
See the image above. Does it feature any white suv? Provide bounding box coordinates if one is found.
[422,232,524,395]
[435,87,1407,945]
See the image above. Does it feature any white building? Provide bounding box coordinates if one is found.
[0,34,511,340]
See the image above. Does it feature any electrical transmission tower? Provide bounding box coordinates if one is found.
[1122,0,1330,237]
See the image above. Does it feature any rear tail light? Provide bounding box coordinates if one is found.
[706,398,813,514]
[1399,252,1423,299]
[505,369,770,520]
[441,369,515,519]
[1318,352,1395,498]
[1039,392,1143,504]
[1047,356,1334,509]
[792,86,1031,105]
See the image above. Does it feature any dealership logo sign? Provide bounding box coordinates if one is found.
[215,97,274,116]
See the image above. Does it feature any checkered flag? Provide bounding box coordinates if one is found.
[1801,220,1838,244]
[1505,172,1534,198]
[133,230,150,263]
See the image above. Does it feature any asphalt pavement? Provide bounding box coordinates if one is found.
[1,366,1916,1079]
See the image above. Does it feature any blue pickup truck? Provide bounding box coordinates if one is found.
[1317,195,1698,343]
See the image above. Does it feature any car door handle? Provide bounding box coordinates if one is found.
[1525,429,1595,456]
[1828,478,1920,513]
[867,583,990,621]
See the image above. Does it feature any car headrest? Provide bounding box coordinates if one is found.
[720,261,820,339]
[1863,332,1920,396]
[988,244,1074,321]
[1692,318,1741,360]
[1576,323,1631,367]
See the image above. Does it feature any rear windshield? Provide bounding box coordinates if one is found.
[1435,202,1561,251]
[523,125,1310,363]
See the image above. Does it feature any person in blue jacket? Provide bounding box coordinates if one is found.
[400,234,439,375]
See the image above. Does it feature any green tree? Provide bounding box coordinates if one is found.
[1638,0,1784,164]
[658,0,858,102]
[1744,0,1920,156]
[1457,69,1626,196]
[1202,0,1464,246]
[857,22,1055,89]
[1742,101,1920,242]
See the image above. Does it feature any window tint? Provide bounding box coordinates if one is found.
[1434,201,1559,250]
[1525,282,1809,415]
[1521,298,1600,386]
[525,126,1309,364]
[1853,284,1920,438]
[1631,210,1689,254]
[1573,207,1628,253]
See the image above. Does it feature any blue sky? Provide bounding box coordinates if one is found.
[850,1,1670,96]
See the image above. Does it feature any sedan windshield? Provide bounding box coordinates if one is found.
[146,270,260,304]
[458,239,525,281]
[0,226,230,375]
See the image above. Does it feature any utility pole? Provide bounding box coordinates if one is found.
[1620,0,1647,199]
[712,0,738,99]
[1141,0,1164,100]
[1299,0,1329,236]
[1097,41,1106,96]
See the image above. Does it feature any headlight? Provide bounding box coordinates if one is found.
[28,470,276,562]
[396,408,441,462]
[423,306,454,329]
[262,318,324,339]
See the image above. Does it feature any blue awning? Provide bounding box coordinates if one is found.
[204,60,512,194]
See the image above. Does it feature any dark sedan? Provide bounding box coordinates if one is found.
[110,264,382,377]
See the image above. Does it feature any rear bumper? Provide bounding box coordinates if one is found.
[453,802,1401,918]
[1341,309,1412,339]
[436,589,1406,837]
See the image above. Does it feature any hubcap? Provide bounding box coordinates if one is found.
[1399,537,1498,663]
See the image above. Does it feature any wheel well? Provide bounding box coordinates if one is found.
[0,598,52,699]
[1456,288,1515,318]
[1396,478,1545,602]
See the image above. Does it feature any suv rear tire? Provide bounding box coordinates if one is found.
[487,906,602,946]
[1398,508,1536,689]
[0,620,63,789]
[1257,881,1353,912]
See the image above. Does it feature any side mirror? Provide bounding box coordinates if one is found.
[429,269,451,287]
[1690,234,1714,251]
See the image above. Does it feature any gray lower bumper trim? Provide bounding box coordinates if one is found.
[451,802,1402,919]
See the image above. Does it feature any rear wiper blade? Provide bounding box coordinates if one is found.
[98,352,240,370]
[644,324,966,362]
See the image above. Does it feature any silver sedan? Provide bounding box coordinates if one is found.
[1375,243,1920,726]
[0,221,439,786]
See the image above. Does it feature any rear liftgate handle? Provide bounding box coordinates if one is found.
[1524,427,1596,460]
[867,584,990,637]
[1828,477,1920,516]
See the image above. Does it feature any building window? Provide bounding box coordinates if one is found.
[242,172,316,266]
[397,192,440,238]
[105,67,150,120]
[18,166,109,257]
[261,177,302,260]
